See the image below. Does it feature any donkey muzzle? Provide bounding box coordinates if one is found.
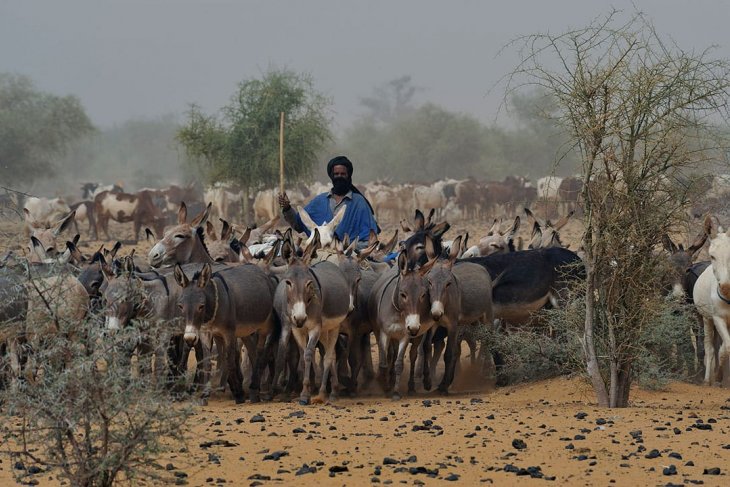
[184,325,198,346]
[431,301,444,321]
[405,313,420,336]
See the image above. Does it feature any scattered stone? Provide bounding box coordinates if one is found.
[663,465,677,476]
[575,412,588,420]
[296,464,317,476]
[383,457,399,465]
[250,415,265,423]
[703,467,721,475]
[200,439,238,449]
[263,450,289,461]
[512,439,527,450]
[445,473,460,481]
[329,465,349,473]
[645,449,661,459]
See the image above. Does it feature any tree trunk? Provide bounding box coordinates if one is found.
[615,360,632,407]
[583,263,610,407]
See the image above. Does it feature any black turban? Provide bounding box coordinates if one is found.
[327,156,353,179]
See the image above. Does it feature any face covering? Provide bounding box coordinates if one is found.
[332,177,350,196]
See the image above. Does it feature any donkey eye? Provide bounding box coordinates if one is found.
[400,292,407,300]
[178,303,183,309]
[174,234,187,239]
[197,304,205,312]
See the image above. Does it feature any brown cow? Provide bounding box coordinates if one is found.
[94,190,166,242]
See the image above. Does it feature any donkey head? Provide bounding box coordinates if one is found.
[281,233,322,328]
[148,202,211,268]
[478,217,520,256]
[205,218,238,262]
[426,235,461,321]
[103,256,139,331]
[662,221,708,298]
[174,263,213,346]
[24,210,76,263]
[403,209,450,268]
[394,252,434,336]
[297,205,346,249]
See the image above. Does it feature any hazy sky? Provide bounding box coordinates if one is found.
[3,1,730,131]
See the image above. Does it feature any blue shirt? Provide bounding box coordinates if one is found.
[283,190,380,244]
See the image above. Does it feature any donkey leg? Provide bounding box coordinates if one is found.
[361,332,376,386]
[225,338,245,404]
[704,317,717,385]
[249,333,267,403]
[438,324,459,394]
[422,329,433,392]
[430,335,445,386]
[407,335,422,394]
[315,329,340,403]
[376,331,390,395]
[391,337,409,400]
[348,333,363,396]
[292,328,316,405]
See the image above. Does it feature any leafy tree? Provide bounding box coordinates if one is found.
[508,10,730,407]
[359,75,419,125]
[177,68,332,221]
[0,73,94,186]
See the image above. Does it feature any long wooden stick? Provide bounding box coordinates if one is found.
[279,112,285,195]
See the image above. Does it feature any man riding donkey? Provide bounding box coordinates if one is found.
[278,155,380,249]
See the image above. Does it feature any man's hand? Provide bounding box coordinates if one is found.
[278,192,291,211]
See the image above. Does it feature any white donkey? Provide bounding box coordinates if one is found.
[693,216,730,385]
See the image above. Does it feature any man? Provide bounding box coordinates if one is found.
[278,156,379,246]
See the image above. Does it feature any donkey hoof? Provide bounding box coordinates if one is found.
[311,394,327,405]
[249,393,261,403]
[437,387,449,396]
[391,392,402,401]
[423,380,432,391]
[328,393,338,402]
[298,398,310,406]
[234,395,245,405]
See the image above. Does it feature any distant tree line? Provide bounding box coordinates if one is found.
[1,69,578,198]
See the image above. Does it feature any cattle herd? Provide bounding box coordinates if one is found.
[2,173,730,406]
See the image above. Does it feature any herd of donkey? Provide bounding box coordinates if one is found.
[3,174,730,405]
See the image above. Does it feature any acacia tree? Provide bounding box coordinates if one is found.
[0,73,94,186]
[507,11,730,407]
[177,69,332,221]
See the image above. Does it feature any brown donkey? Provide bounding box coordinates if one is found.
[148,202,214,268]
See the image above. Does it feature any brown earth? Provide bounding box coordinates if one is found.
[4,377,730,486]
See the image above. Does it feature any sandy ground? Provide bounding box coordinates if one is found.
[4,376,730,486]
[1,208,726,485]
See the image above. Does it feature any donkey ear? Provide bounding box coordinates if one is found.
[220,219,233,242]
[368,230,378,246]
[177,202,188,225]
[298,206,317,232]
[508,215,521,236]
[425,235,437,260]
[30,236,48,261]
[529,225,542,249]
[239,226,252,245]
[281,239,294,262]
[449,235,462,262]
[358,240,379,262]
[345,236,359,257]
[397,251,408,276]
[190,202,212,228]
[426,208,436,226]
[487,219,500,236]
[110,241,122,258]
[430,222,450,238]
[66,240,84,264]
[382,230,399,253]
[174,264,189,288]
[400,219,412,233]
[329,205,346,229]
[414,210,425,230]
[53,210,76,236]
[206,221,217,241]
[198,263,212,288]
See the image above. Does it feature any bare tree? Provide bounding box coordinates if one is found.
[0,263,193,486]
[506,10,730,407]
